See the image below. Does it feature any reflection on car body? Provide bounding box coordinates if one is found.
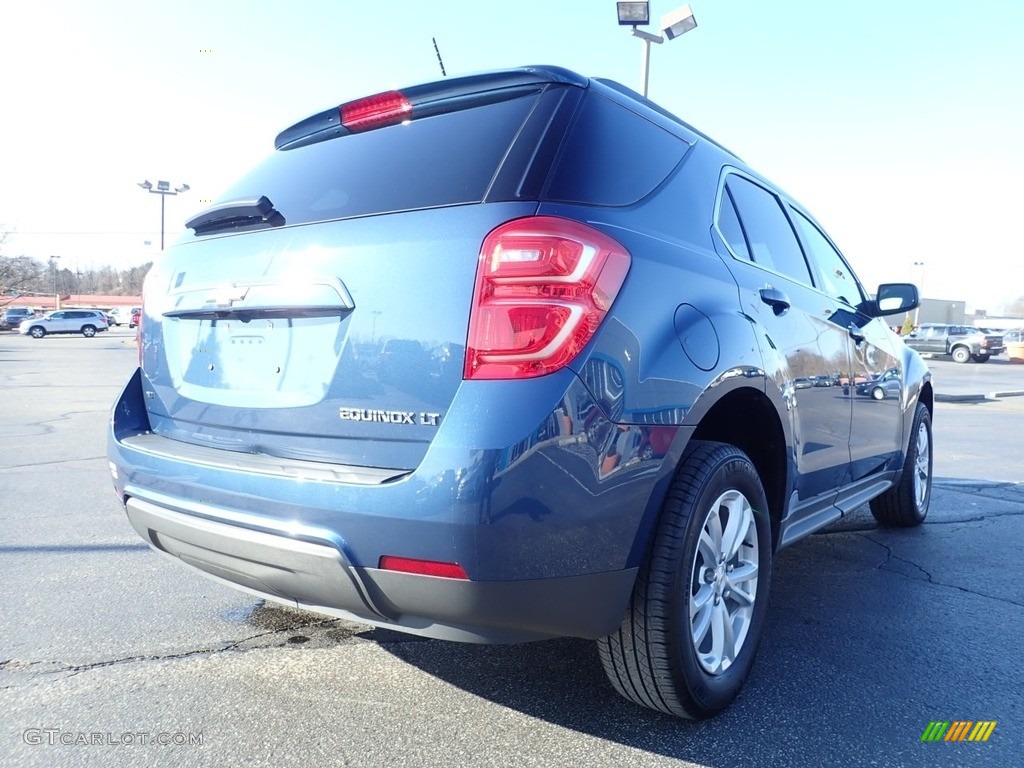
[856,367,902,401]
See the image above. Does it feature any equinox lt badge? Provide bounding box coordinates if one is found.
[339,407,440,426]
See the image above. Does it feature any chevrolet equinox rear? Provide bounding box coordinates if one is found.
[109,66,933,719]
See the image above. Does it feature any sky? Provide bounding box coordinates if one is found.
[1,0,1022,312]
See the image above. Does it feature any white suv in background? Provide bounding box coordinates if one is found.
[19,310,109,338]
[108,306,142,327]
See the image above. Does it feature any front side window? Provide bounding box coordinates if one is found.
[725,175,813,285]
[790,209,864,307]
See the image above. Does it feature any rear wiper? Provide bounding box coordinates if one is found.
[186,196,285,235]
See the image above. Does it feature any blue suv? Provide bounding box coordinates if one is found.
[109,66,932,719]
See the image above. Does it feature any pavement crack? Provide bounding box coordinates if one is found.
[864,533,1024,609]
[1,617,353,687]
[1,456,107,471]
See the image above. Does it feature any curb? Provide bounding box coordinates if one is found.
[936,390,1024,403]
[935,393,987,403]
[989,390,1024,399]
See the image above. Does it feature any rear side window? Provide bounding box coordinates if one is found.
[546,92,689,206]
[725,175,813,285]
[716,188,751,260]
[215,94,540,227]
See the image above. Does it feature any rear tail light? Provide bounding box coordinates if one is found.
[464,217,630,380]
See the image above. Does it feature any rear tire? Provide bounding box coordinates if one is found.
[951,347,971,364]
[869,402,932,527]
[81,325,96,337]
[29,326,45,339]
[598,441,771,719]
[973,354,989,363]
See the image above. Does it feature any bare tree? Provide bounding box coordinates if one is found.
[0,256,46,297]
[1,229,151,299]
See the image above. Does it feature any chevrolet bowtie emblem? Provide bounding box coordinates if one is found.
[208,285,250,308]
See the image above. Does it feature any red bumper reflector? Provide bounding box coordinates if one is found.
[378,555,469,580]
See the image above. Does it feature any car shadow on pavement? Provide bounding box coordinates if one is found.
[364,482,1024,768]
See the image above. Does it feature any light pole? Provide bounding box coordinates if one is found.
[49,255,60,307]
[616,2,698,98]
[138,180,190,250]
[911,260,925,325]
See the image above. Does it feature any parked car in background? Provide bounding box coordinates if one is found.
[19,309,109,338]
[904,323,1004,363]
[1002,329,1024,344]
[1,307,36,330]
[109,65,933,720]
[108,306,142,327]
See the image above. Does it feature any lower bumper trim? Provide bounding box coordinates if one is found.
[125,496,637,643]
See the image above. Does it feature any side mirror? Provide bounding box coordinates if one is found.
[873,283,919,316]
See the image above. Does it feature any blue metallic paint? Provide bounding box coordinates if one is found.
[109,65,931,643]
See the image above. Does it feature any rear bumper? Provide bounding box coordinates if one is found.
[125,494,636,642]
[108,367,675,642]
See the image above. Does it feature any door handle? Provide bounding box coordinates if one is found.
[759,287,790,316]
[848,324,866,344]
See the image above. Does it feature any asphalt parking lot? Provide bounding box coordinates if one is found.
[1,329,1022,768]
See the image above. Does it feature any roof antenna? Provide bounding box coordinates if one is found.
[432,37,447,77]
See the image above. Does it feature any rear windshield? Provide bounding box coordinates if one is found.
[213,94,540,228]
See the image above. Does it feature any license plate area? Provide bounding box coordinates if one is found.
[164,315,345,408]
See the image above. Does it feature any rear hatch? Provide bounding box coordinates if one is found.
[140,67,589,470]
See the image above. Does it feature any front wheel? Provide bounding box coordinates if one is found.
[869,402,932,527]
[598,441,772,719]
[28,326,46,339]
[951,347,971,364]
[871,387,885,401]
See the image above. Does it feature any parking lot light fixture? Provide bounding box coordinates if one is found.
[617,1,651,25]
[661,3,697,40]
[138,179,190,250]
[619,2,699,98]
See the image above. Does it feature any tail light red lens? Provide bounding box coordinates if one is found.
[465,217,630,380]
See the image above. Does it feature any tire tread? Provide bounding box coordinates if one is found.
[598,440,767,718]
[869,402,931,527]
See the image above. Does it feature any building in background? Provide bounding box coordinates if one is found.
[916,297,967,326]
